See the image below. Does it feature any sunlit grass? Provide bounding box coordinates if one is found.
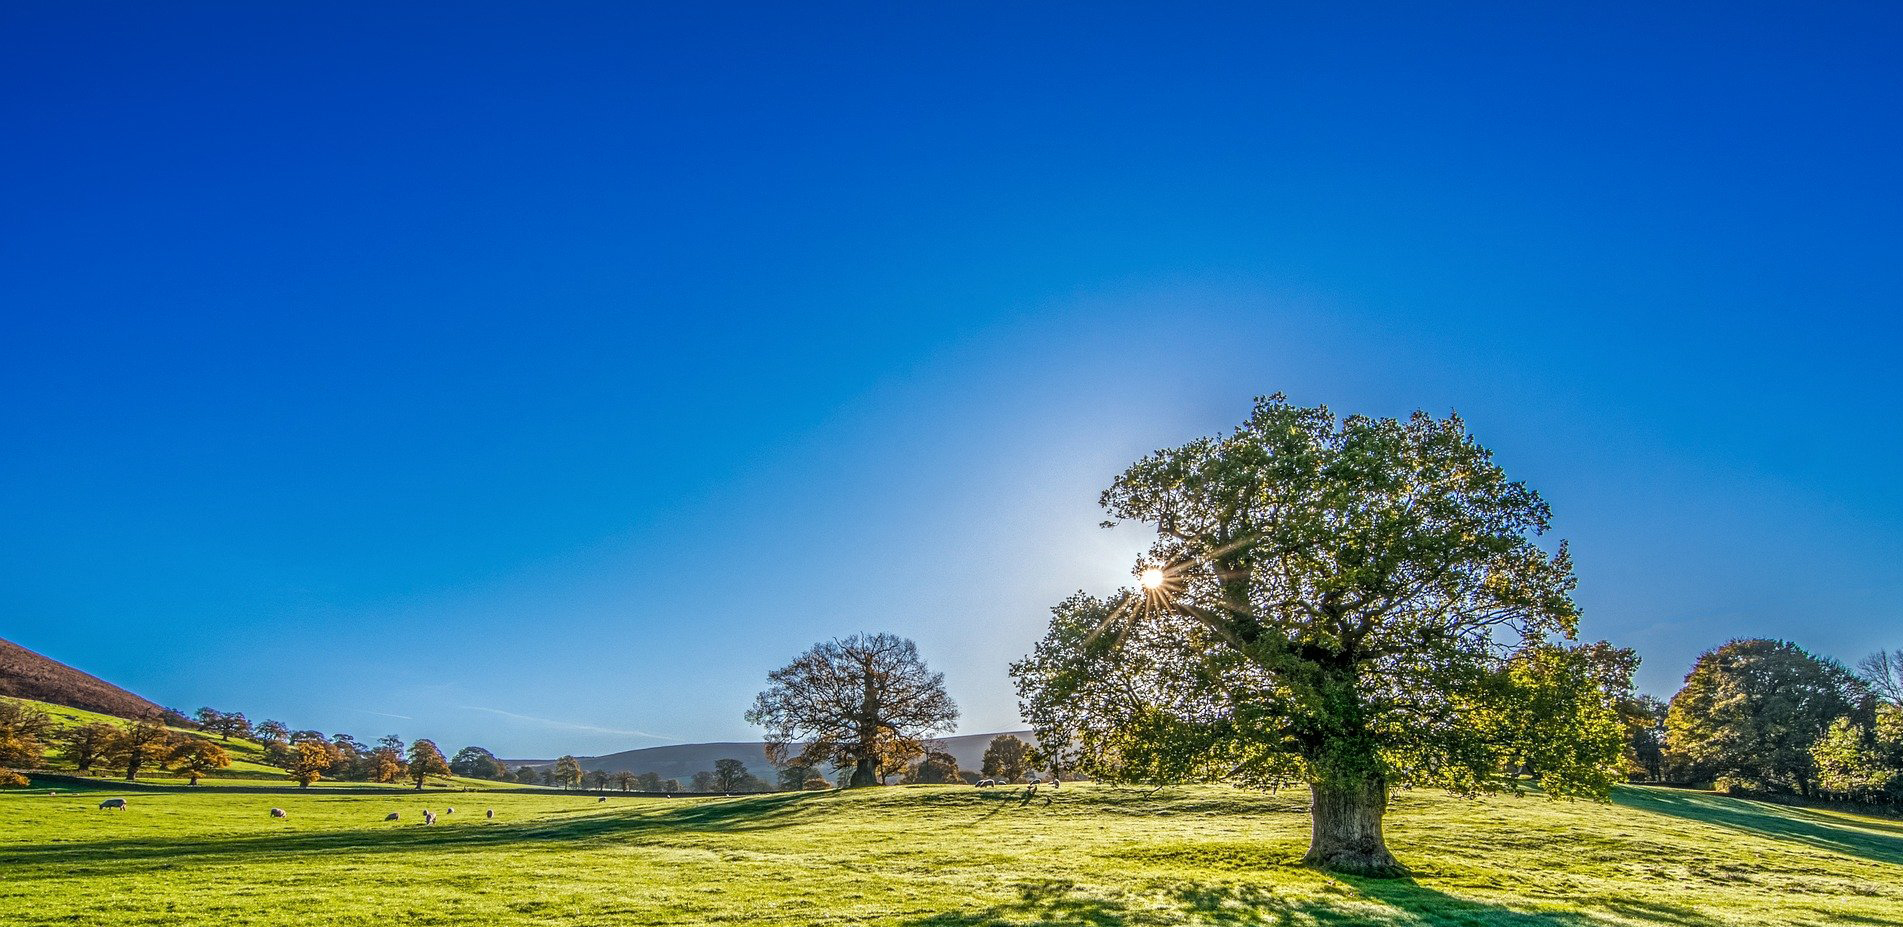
[2,782,1897,925]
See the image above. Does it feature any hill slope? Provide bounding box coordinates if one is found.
[0,637,163,720]
[513,730,1038,780]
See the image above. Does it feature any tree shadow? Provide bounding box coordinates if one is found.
[1613,787,1903,866]
[898,875,1729,927]
[0,791,822,879]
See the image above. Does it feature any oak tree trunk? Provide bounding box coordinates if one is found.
[1303,775,1403,876]
[848,756,878,788]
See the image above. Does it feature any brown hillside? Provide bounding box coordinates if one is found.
[0,637,164,720]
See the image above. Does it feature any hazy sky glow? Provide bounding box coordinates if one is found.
[3,4,1899,756]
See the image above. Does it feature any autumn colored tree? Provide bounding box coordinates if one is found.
[981,735,1031,783]
[1013,397,1624,875]
[283,741,339,787]
[748,633,959,788]
[62,722,118,772]
[169,739,231,785]
[106,719,175,781]
[553,755,584,790]
[407,739,452,789]
[0,701,52,786]
[1665,639,1864,795]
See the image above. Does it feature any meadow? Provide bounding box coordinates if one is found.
[3,782,1898,926]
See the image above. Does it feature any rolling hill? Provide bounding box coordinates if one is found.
[511,730,1039,780]
[0,637,163,720]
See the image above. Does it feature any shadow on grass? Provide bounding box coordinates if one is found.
[900,876,1728,927]
[1613,787,1903,866]
[0,791,822,879]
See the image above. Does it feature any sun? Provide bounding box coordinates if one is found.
[1139,567,1166,591]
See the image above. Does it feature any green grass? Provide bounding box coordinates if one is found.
[7,696,515,790]
[2,783,1897,926]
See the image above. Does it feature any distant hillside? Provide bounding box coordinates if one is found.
[0,637,163,720]
[512,730,1038,781]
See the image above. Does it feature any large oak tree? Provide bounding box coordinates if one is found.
[1012,396,1627,874]
[747,633,958,787]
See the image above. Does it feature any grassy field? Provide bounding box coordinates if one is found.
[2,782,1898,926]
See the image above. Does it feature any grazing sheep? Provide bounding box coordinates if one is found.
[98,798,127,810]
[270,808,287,818]
[445,807,454,814]
[485,809,494,819]
[384,812,400,821]
[423,810,437,825]
[598,796,607,802]
[976,779,995,787]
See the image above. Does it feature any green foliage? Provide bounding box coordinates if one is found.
[981,735,1031,783]
[167,739,232,784]
[1665,639,1865,794]
[1013,397,1631,872]
[450,746,509,780]
[1812,703,1903,801]
[1016,399,1622,838]
[900,751,961,784]
[553,755,584,790]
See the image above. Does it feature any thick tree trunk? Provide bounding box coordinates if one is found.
[848,756,878,788]
[1303,776,1404,876]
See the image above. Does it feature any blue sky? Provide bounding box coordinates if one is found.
[3,3,1899,757]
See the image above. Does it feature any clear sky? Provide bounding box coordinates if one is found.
[3,4,1899,758]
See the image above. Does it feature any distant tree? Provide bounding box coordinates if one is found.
[690,770,716,792]
[981,735,1031,783]
[709,758,749,792]
[0,768,26,788]
[514,765,541,785]
[636,771,664,792]
[553,755,584,790]
[901,750,961,784]
[1859,650,1903,706]
[283,741,339,788]
[326,734,367,780]
[254,720,290,745]
[662,778,681,793]
[776,764,820,791]
[1011,397,1622,874]
[450,746,509,780]
[748,633,959,788]
[541,768,557,787]
[0,701,53,771]
[106,719,175,781]
[289,729,327,746]
[1666,639,1866,795]
[364,744,407,783]
[62,722,119,772]
[194,708,252,741]
[588,769,610,792]
[1623,695,1669,782]
[407,739,452,789]
[159,707,194,728]
[1812,703,1903,802]
[168,739,231,785]
[614,771,636,792]
[377,734,404,752]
